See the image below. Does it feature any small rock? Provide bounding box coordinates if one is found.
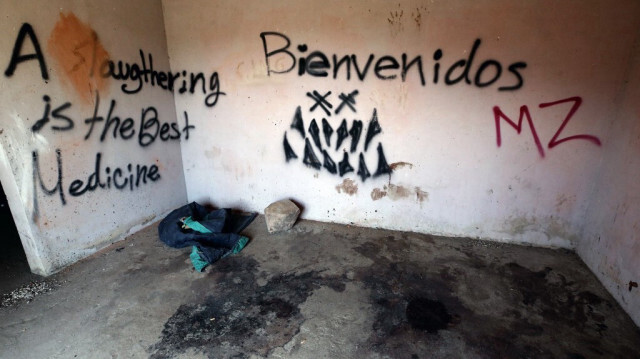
[264,199,300,233]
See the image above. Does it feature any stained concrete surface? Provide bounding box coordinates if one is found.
[0,217,639,358]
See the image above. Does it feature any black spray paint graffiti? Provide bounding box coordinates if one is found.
[31,150,160,217]
[82,93,195,146]
[4,23,49,80]
[283,90,392,182]
[101,50,226,108]
[261,32,527,91]
[28,90,195,216]
[2,22,207,218]
[31,93,194,147]
[4,23,225,109]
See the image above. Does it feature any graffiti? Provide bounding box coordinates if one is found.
[541,97,601,149]
[24,89,195,215]
[28,92,194,147]
[283,90,392,182]
[357,153,371,181]
[290,106,305,138]
[373,143,392,176]
[349,120,363,153]
[4,23,48,80]
[83,93,194,146]
[31,96,73,133]
[303,138,321,169]
[32,150,65,219]
[364,109,382,151]
[307,90,333,116]
[102,50,226,108]
[494,96,601,158]
[32,150,160,213]
[2,16,223,224]
[322,119,333,146]
[336,90,358,114]
[6,19,225,109]
[283,133,297,161]
[335,120,349,150]
[260,32,527,91]
[308,119,322,149]
[338,152,354,177]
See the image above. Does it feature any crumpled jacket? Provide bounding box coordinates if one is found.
[158,202,257,264]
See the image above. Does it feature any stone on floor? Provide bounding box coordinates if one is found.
[264,199,300,233]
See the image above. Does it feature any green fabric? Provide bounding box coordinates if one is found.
[185,216,249,271]
[231,236,249,255]
[190,246,209,272]
[182,216,212,234]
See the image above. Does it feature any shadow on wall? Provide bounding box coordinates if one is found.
[0,181,40,294]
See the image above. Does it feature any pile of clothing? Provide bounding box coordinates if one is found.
[158,202,257,271]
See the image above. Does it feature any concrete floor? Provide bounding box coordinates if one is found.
[1,216,639,359]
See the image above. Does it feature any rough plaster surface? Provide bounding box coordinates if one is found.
[0,0,187,274]
[578,25,640,327]
[1,219,638,358]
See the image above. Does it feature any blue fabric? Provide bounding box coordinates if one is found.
[158,202,257,265]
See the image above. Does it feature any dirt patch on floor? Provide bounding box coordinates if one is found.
[1,280,60,307]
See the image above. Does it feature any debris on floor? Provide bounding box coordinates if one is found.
[158,202,256,271]
[1,280,58,308]
[264,199,300,233]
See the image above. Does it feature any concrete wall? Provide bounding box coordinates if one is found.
[162,0,627,246]
[162,0,640,325]
[579,30,640,326]
[0,0,187,275]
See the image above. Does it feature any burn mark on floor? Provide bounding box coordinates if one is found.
[502,262,612,334]
[352,241,466,357]
[149,231,640,359]
[149,256,345,358]
[405,298,452,333]
[351,237,639,359]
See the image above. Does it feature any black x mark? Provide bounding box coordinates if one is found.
[335,90,359,115]
[307,90,333,116]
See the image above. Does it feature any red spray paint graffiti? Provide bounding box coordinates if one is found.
[494,96,601,157]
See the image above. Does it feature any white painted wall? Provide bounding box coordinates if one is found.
[0,0,187,275]
[163,0,640,325]
[161,0,622,246]
[579,31,640,327]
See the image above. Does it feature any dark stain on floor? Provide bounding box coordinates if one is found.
[405,298,452,333]
[502,261,612,335]
[352,240,469,358]
[149,229,640,359]
[351,236,640,359]
[148,256,345,358]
